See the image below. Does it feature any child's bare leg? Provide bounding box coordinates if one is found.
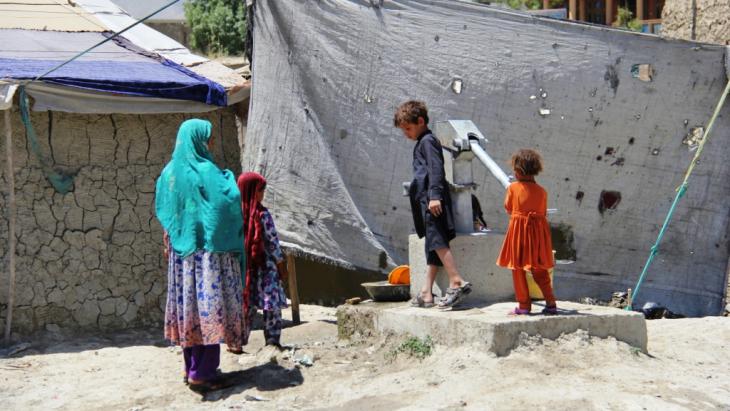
[512,269,531,311]
[435,247,467,289]
[419,264,438,303]
[531,268,556,307]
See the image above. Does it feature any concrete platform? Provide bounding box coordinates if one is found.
[337,300,647,356]
[409,233,515,303]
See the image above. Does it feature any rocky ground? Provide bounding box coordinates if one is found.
[1,304,729,410]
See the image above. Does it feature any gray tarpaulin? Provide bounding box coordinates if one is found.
[245,0,730,316]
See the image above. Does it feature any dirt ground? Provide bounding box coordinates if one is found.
[1,304,729,411]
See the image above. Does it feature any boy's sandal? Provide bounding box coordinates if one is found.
[542,306,558,315]
[436,281,473,309]
[226,347,244,355]
[410,293,435,308]
[508,307,531,315]
[437,287,464,309]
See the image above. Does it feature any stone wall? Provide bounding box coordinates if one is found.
[662,0,730,45]
[0,108,241,335]
[147,22,191,49]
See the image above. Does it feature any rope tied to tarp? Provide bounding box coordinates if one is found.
[18,86,74,194]
[628,80,730,310]
[14,0,182,194]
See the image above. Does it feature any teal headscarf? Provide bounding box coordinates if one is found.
[155,119,244,258]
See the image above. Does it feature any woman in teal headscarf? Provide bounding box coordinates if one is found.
[155,119,244,393]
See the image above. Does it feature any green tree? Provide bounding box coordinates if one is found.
[184,0,246,56]
[612,7,642,31]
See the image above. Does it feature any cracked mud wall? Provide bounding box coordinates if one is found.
[0,108,241,334]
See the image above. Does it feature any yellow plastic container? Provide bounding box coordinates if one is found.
[527,251,555,300]
[526,268,554,300]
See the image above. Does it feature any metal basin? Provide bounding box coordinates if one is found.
[361,280,410,302]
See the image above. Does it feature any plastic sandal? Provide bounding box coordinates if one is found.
[437,287,464,309]
[188,373,235,394]
[542,306,558,315]
[508,307,531,315]
[410,293,435,308]
[185,368,223,385]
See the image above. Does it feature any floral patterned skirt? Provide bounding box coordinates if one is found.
[253,265,288,311]
[164,248,244,348]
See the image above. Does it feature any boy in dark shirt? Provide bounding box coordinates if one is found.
[394,100,472,309]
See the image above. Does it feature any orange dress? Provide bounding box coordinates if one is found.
[496,180,554,270]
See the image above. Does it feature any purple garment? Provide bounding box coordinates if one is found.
[183,344,220,381]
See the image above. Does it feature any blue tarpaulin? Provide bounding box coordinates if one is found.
[0,57,227,106]
[0,30,227,106]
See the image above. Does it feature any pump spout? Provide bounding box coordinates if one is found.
[470,142,511,189]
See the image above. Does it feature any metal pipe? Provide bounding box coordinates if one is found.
[469,142,511,189]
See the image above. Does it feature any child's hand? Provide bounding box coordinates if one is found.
[428,199,442,217]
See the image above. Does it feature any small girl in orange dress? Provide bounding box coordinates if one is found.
[496,149,557,315]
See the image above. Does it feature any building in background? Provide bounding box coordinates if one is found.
[111,0,190,47]
[564,0,664,33]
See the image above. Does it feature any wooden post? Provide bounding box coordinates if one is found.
[569,0,577,20]
[647,0,655,19]
[606,0,615,25]
[3,110,16,344]
[636,0,644,23]
[579,0,586,21]
[543,0,550,9]
[286,253,301,325]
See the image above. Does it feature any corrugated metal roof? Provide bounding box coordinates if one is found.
[0,0,248,111]
[0,0,106,31]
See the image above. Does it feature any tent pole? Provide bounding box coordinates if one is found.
[286,253,301,325]
[3,109,16,344]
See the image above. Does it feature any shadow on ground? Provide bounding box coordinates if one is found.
[200,363,304,402]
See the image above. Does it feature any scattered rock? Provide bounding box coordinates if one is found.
[294,351,315,367]
[256,345,284,365]
[608,292,629,309]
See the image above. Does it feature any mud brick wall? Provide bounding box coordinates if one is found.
[0,108,241,334]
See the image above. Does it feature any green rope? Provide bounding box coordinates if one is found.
[628,78,730,310]
[17,0,181,193]
[18,86,74,194]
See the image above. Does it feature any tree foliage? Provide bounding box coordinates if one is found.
[613,7,643,31]
[184,0,247,56]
